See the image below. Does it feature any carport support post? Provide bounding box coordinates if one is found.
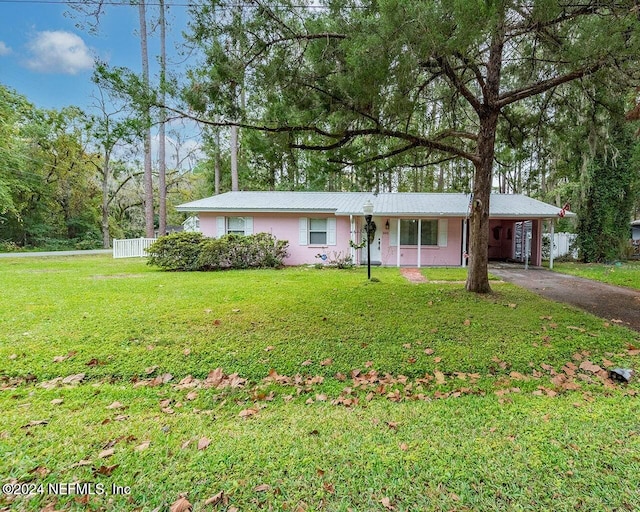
[549,220,555,270]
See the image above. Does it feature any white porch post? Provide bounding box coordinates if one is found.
[549,219,555,270]
[417,219,422,268]
[462,218,467,268]
[349,215,356,264]
[396,218,401,267]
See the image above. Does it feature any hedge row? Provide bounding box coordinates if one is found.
[146,232,289,271]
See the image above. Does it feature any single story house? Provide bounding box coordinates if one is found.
[176,191,573,268]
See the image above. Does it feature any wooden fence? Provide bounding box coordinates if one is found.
[113,238,157,258]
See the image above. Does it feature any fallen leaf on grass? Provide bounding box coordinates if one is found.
[135,441,150,452]
[183,348,191,356]
[463,319,471,326]
[61,373,85,385]
[434,371,446,385]
[399,442,409,451]
[29,466,51,478]
[170,497,192,512]
[21,420,48,428]
[98,448,114,458]
[106,401,125,410]
[265,346,274,352]
[50,399,64,405]
[239,408,258,418]
[145,365,158,375]
[197,437,211,451]
[424,348,434,355]
[301,360,313,366]
[320,358,333,366]
[94,464,119,476]
[254,484,271,492]
[381,497,394,510]
[579,361,603,374]
[185,391,198,401]
[204,491,225,506]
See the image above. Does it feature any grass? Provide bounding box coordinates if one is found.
[1,256,640,511]
[551,261,640,290]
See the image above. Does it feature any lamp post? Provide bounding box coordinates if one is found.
[363,200,374,280]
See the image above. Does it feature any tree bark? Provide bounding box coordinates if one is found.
[214,129,221,195]
[230,125,239,191]
[101,154,111,248]
[158,0,167,236]
[139,0,154,237]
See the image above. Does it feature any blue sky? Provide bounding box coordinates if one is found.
[0,0,191,111]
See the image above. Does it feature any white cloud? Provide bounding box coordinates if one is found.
[25,31,93,74]
[0,41,11,56]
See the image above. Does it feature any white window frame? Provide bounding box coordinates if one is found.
[299,217,336,246]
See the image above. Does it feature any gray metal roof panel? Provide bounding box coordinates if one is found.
[176,191,573,218]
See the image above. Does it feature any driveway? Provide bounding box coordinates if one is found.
[489,263,640,333]
[0,249,112,258]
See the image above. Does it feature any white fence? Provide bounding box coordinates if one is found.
[113,238,157,259]
[543,232,578,260]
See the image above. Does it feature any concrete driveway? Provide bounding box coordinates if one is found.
[489,263,640,333]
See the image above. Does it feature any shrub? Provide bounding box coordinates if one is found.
[315,251,355,269]
[146,232,206,271]
[146,232,289,271]
[198,233,289,270]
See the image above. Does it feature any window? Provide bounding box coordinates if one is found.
[400,219,438,246]
[227,217,246,235]
[309,218,328,245]
[299,217,336,246]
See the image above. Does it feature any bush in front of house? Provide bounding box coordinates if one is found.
[198,233,289,270]
[146,232,289,271]
[146,232,206,271]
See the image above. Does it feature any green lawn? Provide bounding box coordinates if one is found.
[551,261,640,290]
[1,256,639,511]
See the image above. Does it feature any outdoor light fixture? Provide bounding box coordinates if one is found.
[363,200,374,280]
[385,219,390,230]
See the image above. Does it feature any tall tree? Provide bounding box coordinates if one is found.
[138,0,155,237]
[158,0,168,236]
[183,0,640,292]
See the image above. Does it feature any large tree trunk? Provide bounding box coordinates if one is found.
[158,0,167,236]
[230,125,239,191]
[139,0,154,238]
[466,111,499,294]
[101,154,111,248]
[214,128,221,194]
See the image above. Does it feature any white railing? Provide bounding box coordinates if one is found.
[113,238,157,258]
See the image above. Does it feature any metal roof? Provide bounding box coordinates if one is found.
[176,191,574,219]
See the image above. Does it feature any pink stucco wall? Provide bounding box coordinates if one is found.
[199,212,353,265]
[374,218,463,266]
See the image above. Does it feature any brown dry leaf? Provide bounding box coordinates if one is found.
[29,466,51,478]
[145,365,158,375]
[579,361,602,374]
[170,497,192,512]
[98,448,115,458]
[463,319,471,326]
[61,373,85,385]
[185,391,198,401]
[135,441,150,452]
[94,464,119,476]
[53,355,68,363]
[508,303,517,309]
[433,357,442,363]
[21,419,48,428]
[239,408,258,418]
[320,358,333,366]
[50,398,64,405]
[323,482,335,494]
[254,484,271,492]
[424,348,434,355]
[204,491,225,506]
[183,348,191,356]
[381,497,394,510]
[265,346,274,352]
[106,401,125,410]
[399,442,409,451]
[8,353,17,360]
[434,371,446,385]
[315,394,327,402]
[301,359,313,366]
[197,437,211,451]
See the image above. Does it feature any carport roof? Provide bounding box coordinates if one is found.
[177,191,574,219]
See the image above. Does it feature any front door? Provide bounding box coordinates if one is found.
[361,216,382,265]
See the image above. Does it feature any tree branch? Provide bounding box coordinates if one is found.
[496,61,605,108]
[438,56,483,113]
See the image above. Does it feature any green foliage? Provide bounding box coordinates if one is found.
[576,119,639,263]
[198,233,289,270]
[146,231,206,271]
[314,250,355,269]
[146,232,289,271]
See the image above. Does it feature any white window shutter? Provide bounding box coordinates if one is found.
[299,217,308,246]
[438,219,448,247]
[389,219,398,246]
[244,217,253,235]
[216,216,225,238]
[327,218,337,245]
